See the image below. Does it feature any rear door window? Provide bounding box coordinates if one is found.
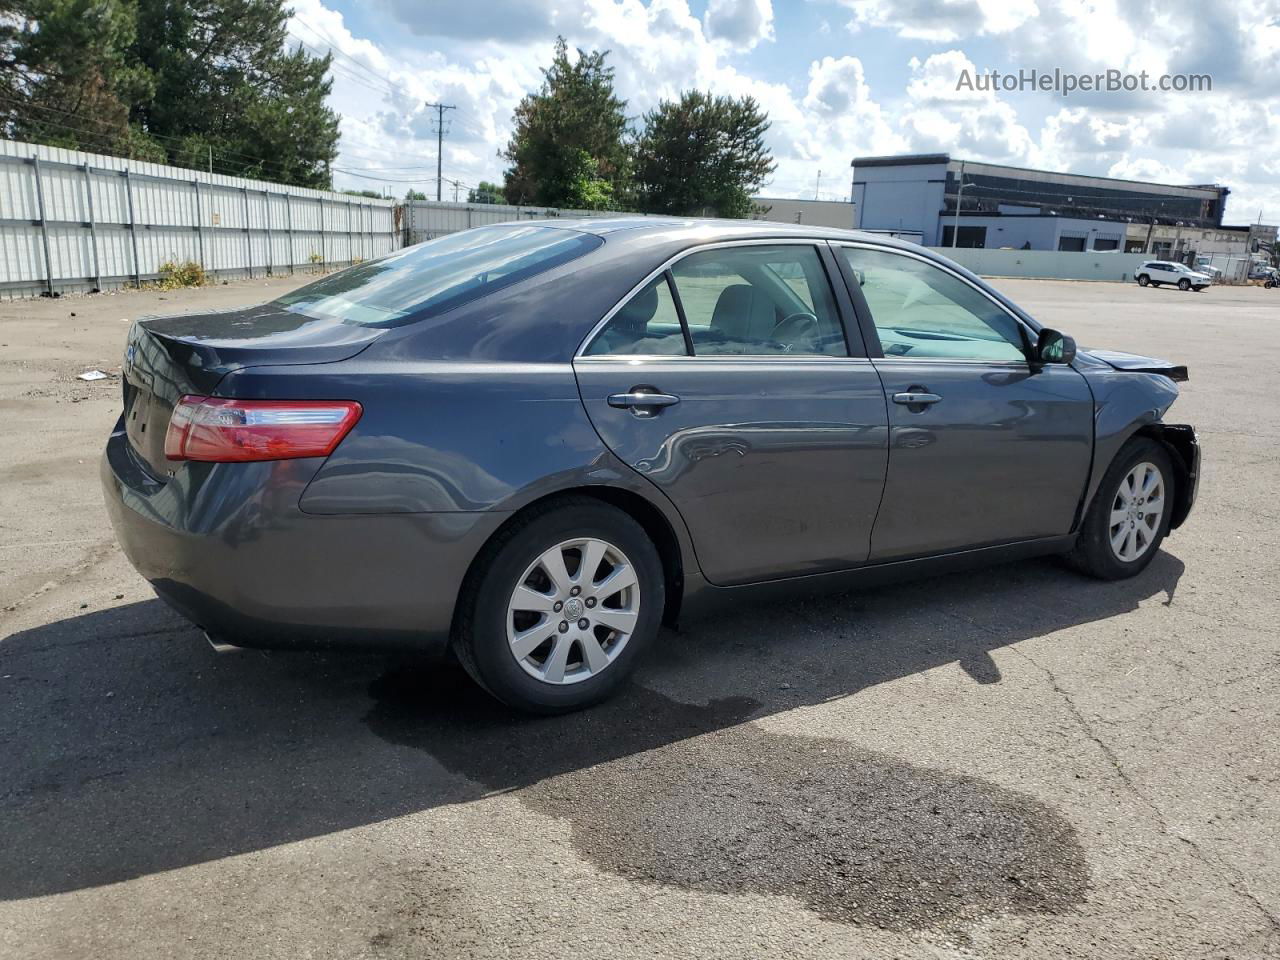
[582,275,689,356]
[669,245,847,357]
[275,225,601,327]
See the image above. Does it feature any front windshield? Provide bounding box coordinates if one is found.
[274,225,602,327]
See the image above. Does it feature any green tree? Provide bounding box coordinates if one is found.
[634,91,775,218]
[0,0,339,187]
[403,189,427,201]
[127,0,338,187]
[501,36,629,208]
[0,0,154,154]
[467,180,504,204]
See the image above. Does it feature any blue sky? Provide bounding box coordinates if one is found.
[289,0,1280,222]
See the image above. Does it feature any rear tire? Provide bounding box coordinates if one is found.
[1137,274,1150,287]
[452,497,664,713]
[1064,437,1175,580]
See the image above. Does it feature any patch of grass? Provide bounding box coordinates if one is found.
[156,259,207,290]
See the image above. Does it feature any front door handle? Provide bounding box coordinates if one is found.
[892,390,942,407]
[607,389,680,417]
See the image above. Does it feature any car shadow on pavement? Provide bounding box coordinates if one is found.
[0,552,1182,931]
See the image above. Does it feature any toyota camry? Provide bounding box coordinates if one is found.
[103,218,1200,712]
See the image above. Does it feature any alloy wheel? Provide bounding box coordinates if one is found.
[505,537,641,684]
[1109,461,1165,562]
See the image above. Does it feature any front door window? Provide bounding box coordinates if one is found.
[839,248,1027,362]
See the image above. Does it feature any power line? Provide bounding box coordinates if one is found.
[0,96,317,183]
[331,164,471,193]
[334,162,440,172]
[331,165,436,183]
[290,37,400,101]
[290,17,401,98]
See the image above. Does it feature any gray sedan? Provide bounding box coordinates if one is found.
[103,219,1200,712]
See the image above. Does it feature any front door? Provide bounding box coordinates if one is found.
[574,242,889,586]
[835,243,1094,562]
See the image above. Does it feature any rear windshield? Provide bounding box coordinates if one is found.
[274,225,602,327]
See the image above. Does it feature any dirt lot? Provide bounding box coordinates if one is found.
[1,274,1277,960]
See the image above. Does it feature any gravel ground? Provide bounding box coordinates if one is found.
[0,273,1277,960]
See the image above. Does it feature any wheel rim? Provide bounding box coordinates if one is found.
[1109,461,1165,562]
[505,537,640,685]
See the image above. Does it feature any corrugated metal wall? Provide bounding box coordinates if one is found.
[402,199,655,243]
[0,139,400,299]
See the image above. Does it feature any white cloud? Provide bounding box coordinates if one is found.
[897,52,1035,164]
[703,0,774,50]
[290,0,1280,219]
[839,0,1037,43]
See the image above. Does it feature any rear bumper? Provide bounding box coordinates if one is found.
[101,424,505,652]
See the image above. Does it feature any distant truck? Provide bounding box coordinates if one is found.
[1193,257,1224,281]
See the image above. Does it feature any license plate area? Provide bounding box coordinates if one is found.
[124,384,153,455]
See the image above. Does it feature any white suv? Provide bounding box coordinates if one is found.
[1136,260,1213,292]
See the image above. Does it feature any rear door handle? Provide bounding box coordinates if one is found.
[607,390,680,417]
[892,391,942,406]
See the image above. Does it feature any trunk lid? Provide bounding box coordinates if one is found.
[121,304,382,476]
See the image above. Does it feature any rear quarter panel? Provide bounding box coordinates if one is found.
[217,361,601,512]
[215,358,700,561]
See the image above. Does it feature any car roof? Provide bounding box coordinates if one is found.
[519,215,926,254]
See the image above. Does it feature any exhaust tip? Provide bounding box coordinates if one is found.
[204,631,243,654]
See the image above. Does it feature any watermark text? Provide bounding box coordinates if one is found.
[956,68,1212,97]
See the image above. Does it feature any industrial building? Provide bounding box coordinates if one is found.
[850,153,1231,253]
[751,196,854,229]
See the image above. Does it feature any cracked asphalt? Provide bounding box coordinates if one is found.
[1,275,1277,959]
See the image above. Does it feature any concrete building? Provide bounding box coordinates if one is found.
[1124,221,1276,258]
[850,153,1230,251]
[751,196,854,229]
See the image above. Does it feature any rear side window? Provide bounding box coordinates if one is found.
[672,246,846,357]
[274,225,601,327]
[583,275,688,356]
[586,244,846,358]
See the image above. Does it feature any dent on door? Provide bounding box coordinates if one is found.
[574,358,890,586]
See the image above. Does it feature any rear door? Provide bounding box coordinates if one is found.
[573,241,889,586]
[834,243,1094,561]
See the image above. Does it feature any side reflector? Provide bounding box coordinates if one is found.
[164,397,362,462]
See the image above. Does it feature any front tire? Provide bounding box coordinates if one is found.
[1065,437,1174,580]
[453,498,664,713]
[1178,278,1191,291]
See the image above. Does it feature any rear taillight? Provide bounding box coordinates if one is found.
[164,396,362,462]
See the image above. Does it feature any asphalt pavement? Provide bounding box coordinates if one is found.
[1,274,1276,959]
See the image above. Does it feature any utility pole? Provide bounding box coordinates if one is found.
[815,169,822,200]
[453,180,461,202]
[426,101,455,201]
[951,160,965,248]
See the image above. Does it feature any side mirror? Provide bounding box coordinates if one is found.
[1034,328,1076,365]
